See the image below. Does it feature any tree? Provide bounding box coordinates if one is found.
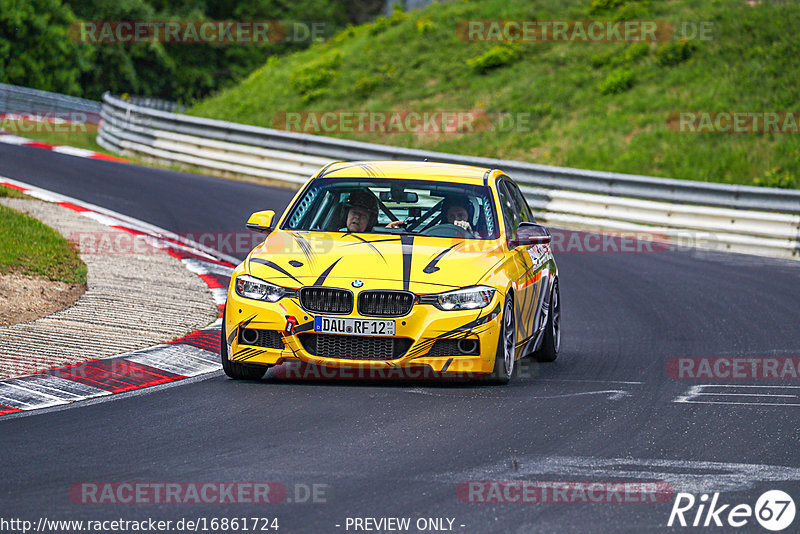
[0,0,91,96]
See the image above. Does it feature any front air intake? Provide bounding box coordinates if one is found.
[299,287,353,314]
[298,334,413,361]
[357,290,415,317]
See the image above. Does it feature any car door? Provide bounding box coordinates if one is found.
[507,179,550,341]
[497,178,537,343]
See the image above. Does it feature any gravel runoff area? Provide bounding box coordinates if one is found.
[0,198,219,379]
[0,274,86,326]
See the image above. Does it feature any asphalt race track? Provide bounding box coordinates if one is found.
[2,142,800,533]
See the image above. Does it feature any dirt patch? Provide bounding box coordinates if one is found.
[0,273,86,326]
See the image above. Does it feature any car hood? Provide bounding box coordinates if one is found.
[245,230,507,293]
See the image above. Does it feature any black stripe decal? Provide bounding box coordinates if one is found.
[316,161,339,179]
[407,302,501,359]
[407,325,494,360]
[516,252,534,341]
[227,327,238,347]
[359,163,384,177]
[249,258,302,284]
[294,321,315,334]
[343,237,401,245]
[423,245,456,274]
[237,349,267,361]
[475,257,505,286]
[229,314,257,346]
[441,358,454,373]
[345,235,390,264]
[400,234,414,292]
[320,163,382,178]
[290,233,315,265]
[314,257,342,286]
[233,348,256,360]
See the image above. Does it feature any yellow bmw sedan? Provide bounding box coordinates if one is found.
[222,161,560,384]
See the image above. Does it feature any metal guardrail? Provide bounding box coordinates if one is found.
[0,83,101,121]
[98,93,800,259]
[0,85,184,123]
[124,96,185,113]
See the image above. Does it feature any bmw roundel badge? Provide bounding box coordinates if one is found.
[351,280,364,288]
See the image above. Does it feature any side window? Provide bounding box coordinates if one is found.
[497,180,520,242]
[507,180,533,223]
[286,185,321,228]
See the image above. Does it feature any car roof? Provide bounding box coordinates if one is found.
[317,161,502,185]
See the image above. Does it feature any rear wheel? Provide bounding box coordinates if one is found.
[488,294,515,384]
[533,281,560,363]
[221,306,268,380]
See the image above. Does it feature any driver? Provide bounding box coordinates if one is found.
[442,194,475,234]
[341,190,378,233]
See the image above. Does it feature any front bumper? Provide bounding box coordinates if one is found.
[224,287,503,377]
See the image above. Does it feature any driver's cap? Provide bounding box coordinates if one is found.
[344,190,378,214]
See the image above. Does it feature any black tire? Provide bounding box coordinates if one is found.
[533,281,560,363]
[487,294,515,384]
[221,306,268,380]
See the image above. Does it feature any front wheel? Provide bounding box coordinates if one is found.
[221,306,268,380]
[533,281,560,363]
[487,294,515,384]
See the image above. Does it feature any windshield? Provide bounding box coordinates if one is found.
[282,178,500,240]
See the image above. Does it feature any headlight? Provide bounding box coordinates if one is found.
[419,286,496,311]
[235,274,296,302]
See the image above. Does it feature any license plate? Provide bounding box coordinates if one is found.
[313,316,395,337]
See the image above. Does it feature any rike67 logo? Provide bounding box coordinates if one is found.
[668,490,796,531]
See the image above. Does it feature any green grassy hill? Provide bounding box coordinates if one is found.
[0,187,87,284]
[189,0,800,188]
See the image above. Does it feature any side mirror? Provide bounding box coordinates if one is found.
[246,210,275,233]
[510,221,551,248]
